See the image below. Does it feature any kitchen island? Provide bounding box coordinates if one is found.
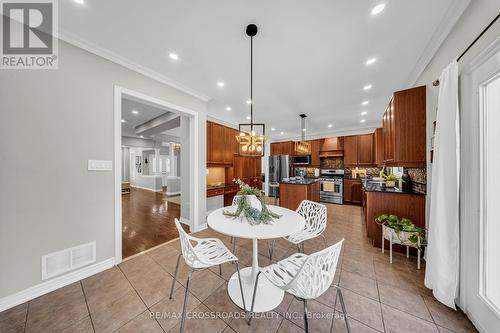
[279,178,320,211]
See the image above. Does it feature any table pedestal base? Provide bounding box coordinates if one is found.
[228,266,284,313]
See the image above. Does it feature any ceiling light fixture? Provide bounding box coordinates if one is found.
[280,131,284,135]
[217,81,225,88]
[226,106,232,111]
[140,135,144,138]
[366,57,377,65]
[236,24,266,156]
[361,111,368,116]
[121,119,126,123]
[371,3,385,15]
[296,114,311,154]
[363,84,372,91]
[362,101,369,106]
[271,127,276,131]
[131,110,139,115]
[360,119,366,123]
[169,52,179,61]
[73,0,84,5]
[246,116,251,120]
[328,124,333,128]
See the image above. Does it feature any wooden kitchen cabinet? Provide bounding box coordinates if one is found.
[344,179,362,205]
[344,134,374,166]
[207,121,239,165]
[233,156,262,189]
[383,86,426,167]
[310,139,322,166]
[374,128,384,166]
[270,141,293,156]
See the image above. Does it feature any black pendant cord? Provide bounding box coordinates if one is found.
[250,35,253,134]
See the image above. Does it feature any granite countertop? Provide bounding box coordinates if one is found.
[362,180,426,195]
[207,183,237,190]
[280,178,319,185]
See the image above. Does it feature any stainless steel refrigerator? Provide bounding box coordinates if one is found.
[268,155,290,197]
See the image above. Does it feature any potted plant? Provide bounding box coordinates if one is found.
[374,214,426,250]
[223,179,281,225]
[382,173,399,188]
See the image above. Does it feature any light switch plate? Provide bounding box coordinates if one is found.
[88,160,112,171]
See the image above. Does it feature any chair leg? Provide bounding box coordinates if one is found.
[303,298,309,333]
[382,233,385,254]
[268,240,276,261]
[169,253,182,299]
[235,261,246,311]
[320,234,327,248]
[335,286,351,333]
[389,236,393,264]
[417,249,421,270]
[219,264,222,276]
[180,270,193,333]
[247,271,262,325]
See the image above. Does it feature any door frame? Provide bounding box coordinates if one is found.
[460,37,500,332]
[113,85,200,264]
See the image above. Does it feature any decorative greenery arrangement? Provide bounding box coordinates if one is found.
[223,179,282,225]
[374,214,427,250]
[382,173,399,182]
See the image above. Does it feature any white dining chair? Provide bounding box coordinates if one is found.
[248,239,349,332]
[269,200,328,261]
[169,219,246,333]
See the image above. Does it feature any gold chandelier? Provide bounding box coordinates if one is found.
[236,24,267,157]
[295,114,311,154]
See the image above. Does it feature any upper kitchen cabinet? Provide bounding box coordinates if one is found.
[374,128,384,166]
[207,121,238,165]
[310,139,323,166]
[344,134,374,166]
[383,86,426,167]
[270,141,293,156]
[321,137,343,152]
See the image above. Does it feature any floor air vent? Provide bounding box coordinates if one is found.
[41,242,96,280]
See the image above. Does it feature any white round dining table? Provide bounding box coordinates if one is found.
[207,205,305,313]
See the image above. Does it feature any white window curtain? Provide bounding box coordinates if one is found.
[424,60,460,309]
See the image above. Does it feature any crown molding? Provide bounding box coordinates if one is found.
[405,0,471,86]
[58,29,211,103]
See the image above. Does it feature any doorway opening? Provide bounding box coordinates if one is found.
[114,86,199,262]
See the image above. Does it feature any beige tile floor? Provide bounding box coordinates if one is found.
[0,204,477,333]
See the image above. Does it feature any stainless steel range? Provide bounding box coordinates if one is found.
[319,169,344,204]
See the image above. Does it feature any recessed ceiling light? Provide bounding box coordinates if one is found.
[217,81,225,88]
[140,135,144,138]
[246,116,251,120]
[328,124,333,128]
[363,84,372,91]
[302,128,307,132]
[73,0,84,5]
[246,100,252,104]
[271,127,276,131]
[362,101,369,106]
[360,119,366,123]
[366,57,377,65]
[169,52,179,61]
[131,110,139,115]
[121,119,126,123]
[371,3,385,15]
[225,106,232,111]
[361,111,368,116]
[280,131,285,135]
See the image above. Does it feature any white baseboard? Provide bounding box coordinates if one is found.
[0,258,115,312]
[130,185,162,192]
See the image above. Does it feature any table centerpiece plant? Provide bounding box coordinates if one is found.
[223,179,282,225]
[374,214,427,250]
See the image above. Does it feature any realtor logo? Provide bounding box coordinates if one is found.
[1,0,58,69]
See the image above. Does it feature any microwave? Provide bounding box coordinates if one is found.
[292,155,311,165]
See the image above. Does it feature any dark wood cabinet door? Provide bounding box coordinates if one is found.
[281,141,293,155]
[310,139,322,166]
[357,134,374,165]
[224,127,235,164]
[351,182,363,204]
[344,180,353,202]
[343,136,358,166]
[206,121,213,163]
[210,122,225,163]
[374,128,384,166]
[232,128,240,156]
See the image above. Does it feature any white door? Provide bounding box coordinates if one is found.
[461,39,500,332]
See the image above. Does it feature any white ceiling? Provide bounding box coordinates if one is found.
[61,0,467,139]
[121,97,171,138]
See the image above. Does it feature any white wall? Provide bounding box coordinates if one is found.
[414,0,500,224]
[0,40,207,300]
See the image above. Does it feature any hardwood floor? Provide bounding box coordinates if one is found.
[122,187,187,259]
